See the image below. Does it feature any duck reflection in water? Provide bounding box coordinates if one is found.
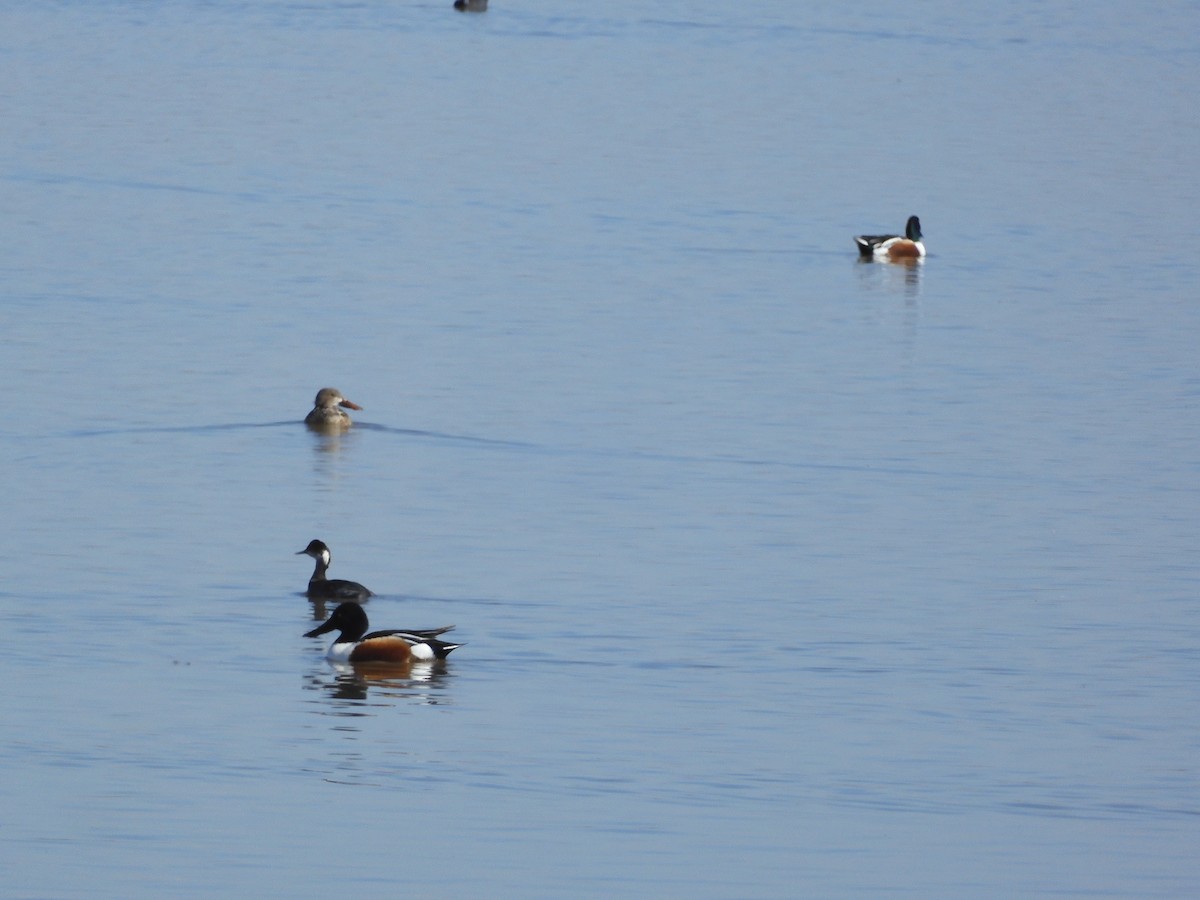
[854,252,923,295]
[306,656,455,705]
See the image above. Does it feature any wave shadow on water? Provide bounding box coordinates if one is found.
[64,416,1031,485]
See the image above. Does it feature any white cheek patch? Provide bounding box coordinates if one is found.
[320,549,331,567]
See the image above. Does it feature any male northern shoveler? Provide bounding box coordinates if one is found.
[305,602,461,663]
[296,539,373,602]
[304,387,362,431]
[854,215,925,260]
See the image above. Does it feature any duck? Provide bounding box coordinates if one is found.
[305,602,461,663]
[296,539,373,602]
[854,215,925,260]
[304,387,362,431]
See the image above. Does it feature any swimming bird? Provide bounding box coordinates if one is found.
[296,539,373,602]
[305,602,460,663]
[454,0,487,10]
[854,215,925,260]
[304,387,362,431]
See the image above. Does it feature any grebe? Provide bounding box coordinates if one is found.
[296,539,373,602]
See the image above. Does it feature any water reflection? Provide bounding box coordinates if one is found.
[303,660,455,710]
[855,256,923,295]
[308,426,360,457]
[307,425,362,488]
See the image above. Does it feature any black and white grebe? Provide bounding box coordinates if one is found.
[296,539,373,602]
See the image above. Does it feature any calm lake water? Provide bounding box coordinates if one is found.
[3,1,1199,897]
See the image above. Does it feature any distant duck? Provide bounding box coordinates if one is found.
[304,387,362,432]
[296,539,373,602]
[305,602,461,664]
[854,216,925,260]
[454,0,487,10]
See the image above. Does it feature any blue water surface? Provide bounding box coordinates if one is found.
[2,2,1199,897]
